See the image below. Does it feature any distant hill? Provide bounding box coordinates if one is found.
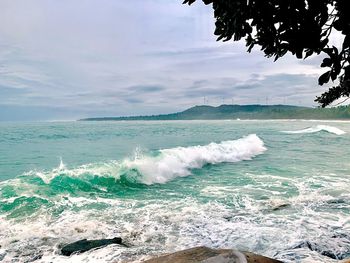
[79,104,350,121]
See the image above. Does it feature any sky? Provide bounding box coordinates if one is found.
[0,0,339,121]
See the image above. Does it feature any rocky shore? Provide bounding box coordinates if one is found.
[142,246,282,263]
[60,238,282,262]
[142,247,350,263]
[60,238,350,262]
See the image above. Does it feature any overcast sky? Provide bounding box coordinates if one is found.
[0,0,336,121]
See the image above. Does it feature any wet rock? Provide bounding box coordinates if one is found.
[0,249,6,261]
[28,253,43,262]
[61,237,123,256]
[331,232,350,239]
[292,241,346,260]
[327,199,346,204]
[143,246,282,263]
[292,241,313,250]
[271,203,291,211]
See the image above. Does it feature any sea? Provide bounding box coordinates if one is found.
[0,120,349,263]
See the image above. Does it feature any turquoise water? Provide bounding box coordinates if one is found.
[0,120,349,262]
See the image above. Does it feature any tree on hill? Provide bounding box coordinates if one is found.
[184,0,350,107]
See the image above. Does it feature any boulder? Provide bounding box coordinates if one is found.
[291,240,347,260]
[61,237,123,256]
[143,246,282,263]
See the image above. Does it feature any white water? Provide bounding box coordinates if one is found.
[123,134,266,184]
[1,121,349,263]
[25,134,266,185]
[1,172,349,263]
[282,125,346,135]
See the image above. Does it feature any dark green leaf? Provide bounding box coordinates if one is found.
[319,71,331,85]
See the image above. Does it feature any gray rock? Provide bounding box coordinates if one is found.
[61,237,122,256]
[0,249,6,261]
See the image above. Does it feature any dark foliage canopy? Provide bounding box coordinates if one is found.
[184,0,350,107]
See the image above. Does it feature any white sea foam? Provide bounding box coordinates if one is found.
[122,134,266,184]
[25,134,266,185]
[282,125,346,135]
[1,168,350,262]
[1,187,349,263]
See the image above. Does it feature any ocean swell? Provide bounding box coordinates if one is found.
[282,125,346,135]
[22,134,266,186]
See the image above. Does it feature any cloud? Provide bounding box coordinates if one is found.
[0,0,334,120]
[128,85,165,93]
[123,97,144,104]
[176,73,325,106]
[0,85,28,97]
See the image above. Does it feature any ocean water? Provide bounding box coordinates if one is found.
[0,120,349,263]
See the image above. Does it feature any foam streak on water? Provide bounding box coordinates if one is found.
[282,125,346,135]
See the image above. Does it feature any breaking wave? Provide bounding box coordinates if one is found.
[123,134,266,184]
[282,125,346,135]
[23,134,266,185]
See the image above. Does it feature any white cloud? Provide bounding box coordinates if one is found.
[0,0,333,120]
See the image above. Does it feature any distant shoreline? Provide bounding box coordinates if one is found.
[79,104,350,121]
[78,119,350,122]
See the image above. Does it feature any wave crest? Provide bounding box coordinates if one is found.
[282,125,346,135]
[23,134,266,185]
[123,134,266,184]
